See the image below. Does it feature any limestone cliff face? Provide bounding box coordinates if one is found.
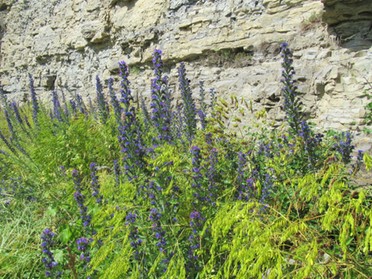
[0,0,371,147]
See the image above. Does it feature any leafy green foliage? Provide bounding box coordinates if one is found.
[0,47,371,278]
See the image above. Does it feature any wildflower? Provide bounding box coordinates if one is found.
[119,61,132,112]
[90,163,103,204]
[148,180,158,205]
[10,102,23,125]
[209,88,217,112]
[4,109,15,140]
[207,148,218,205]
[22,114,31,128]
[108,77,121,121]
[125,212,143,260]
[41,228,62,278]
[187,210,205,274]
[191,146,205,205]
[117,61,145,179]
[178,62,197,141]
[69,99,77,115]
[236,151,250,201]
[150,49,172,142]
[125,212,137,225]
[299,121,323,169]
[280,43,303,135]
[76,237,92,262]
[74,191,91,228]
[51,90,63,122]
[60,90,70,119]
[140,94,151,127]
[77,237,90,252]
[259,173,272,211]
[28,74,39,126]
[205,133,213,145]
[198,81,207,130]
[334,131,354,164]
[75,94,87,115]
[95,76,109,123]
[72,170,91,230]
[0,128,17,155]
[149,207,168,254]
[172,103,184,140]
[9,102,32,145]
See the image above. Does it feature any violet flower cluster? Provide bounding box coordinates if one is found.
[334,131,354,164]
[206,148,218,205]
[10,101,24,126]
[140,94,151,127]
[172,103,184,140]
[28,73,39,126]
[2,104,28,155]
[95,76,109,123]
[187,210,205,274]
[90,162,103,204]
[299,121,323,169]
[149,208,167,255]
[178,62,197,141]
[259,173,273,211]
[118,61,133,113]
[10,101,31,140]
[209,88,217,112]
[125,212,143,260]
[76,94,87,115]
[4,109,15,140]
[150,49,172,142]
[51,90,63,122]
[72,169,91,230]
[198,81,207,130]
[236,151,250,201]
[41,228,62,278]
[69,99,77,115]
[280,42,303,135]
[108,77,121,125]
[191,146,204,205]
[0,128,17,155]
[76,237,92,264]
[145,176,175,273]
[60,90,70,119]
[117,62,145,179]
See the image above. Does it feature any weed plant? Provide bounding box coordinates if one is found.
[0,45,371,278]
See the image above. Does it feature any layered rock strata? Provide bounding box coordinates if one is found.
[0,0,371,149]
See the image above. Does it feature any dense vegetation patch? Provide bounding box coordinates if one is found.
[0,44,371,278]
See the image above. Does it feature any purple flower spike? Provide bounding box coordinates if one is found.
[28,73,39,126]
[178,62,197,141]
[280,43,303,135]
[90,162,103,204]
[187,210,205,273]
[72,170,92,231]
[150,49,173,142]
[95,75,109,123]
[41,229,62,278]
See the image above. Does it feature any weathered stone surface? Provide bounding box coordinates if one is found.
[0,0,371,150]
[322,0,372,50]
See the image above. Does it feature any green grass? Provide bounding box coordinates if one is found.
[0,50,371,278]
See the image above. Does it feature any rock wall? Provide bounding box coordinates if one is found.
[0,0,371,148]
